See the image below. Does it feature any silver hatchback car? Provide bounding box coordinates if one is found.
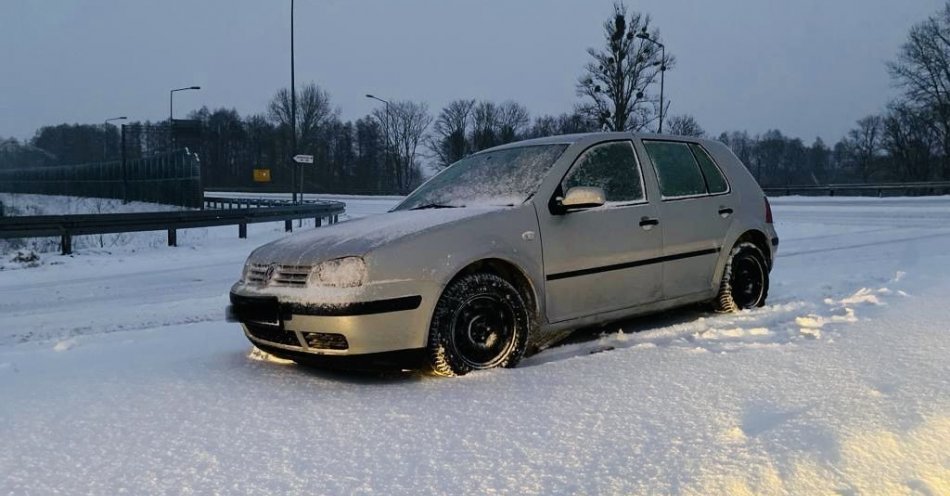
[229,133,778,375]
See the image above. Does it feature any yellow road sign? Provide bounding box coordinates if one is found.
[253,169,271,182]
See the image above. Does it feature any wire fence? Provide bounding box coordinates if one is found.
[0,149,203,208]
[763,181,950,197]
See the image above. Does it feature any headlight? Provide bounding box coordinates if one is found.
[308,257,366,288]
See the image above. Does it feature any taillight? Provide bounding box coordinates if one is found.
[764,197,773,224]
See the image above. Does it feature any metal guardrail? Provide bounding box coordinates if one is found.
[0,197,345,255]
[203,196,326,209]
[764,181,950,197]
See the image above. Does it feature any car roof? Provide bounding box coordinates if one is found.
[480,132,712,153]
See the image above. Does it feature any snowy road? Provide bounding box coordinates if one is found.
[2,196,949,494]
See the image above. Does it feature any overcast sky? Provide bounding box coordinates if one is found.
[0,0,944,143]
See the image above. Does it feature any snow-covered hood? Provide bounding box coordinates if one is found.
[248,206,504,266]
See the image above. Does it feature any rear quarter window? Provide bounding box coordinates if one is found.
[643,141,707,198]
[689,143,729,194]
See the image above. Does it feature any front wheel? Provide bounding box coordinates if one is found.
[426,273,530,377]
[715,242,769,312]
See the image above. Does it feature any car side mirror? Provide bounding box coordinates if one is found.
[558,186,606,211]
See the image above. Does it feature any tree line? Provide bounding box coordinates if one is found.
[2,1,949,195]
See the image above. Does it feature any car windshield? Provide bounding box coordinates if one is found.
[394,144,568,211]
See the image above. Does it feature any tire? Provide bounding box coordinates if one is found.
[426,273,531,377]
[715,241,769,313]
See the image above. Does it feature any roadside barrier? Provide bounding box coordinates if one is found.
[0,196,345,255]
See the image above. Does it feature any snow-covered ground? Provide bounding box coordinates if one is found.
[1,195,949,494]
[0,193,188,217]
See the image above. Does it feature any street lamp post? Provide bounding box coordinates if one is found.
[103,116,127,160]
[366,94,392,191]
[169,86,200,150]
[290,0,298,203]
[635,30,666,134]
[121,123,129,204]
[169,86,201,122]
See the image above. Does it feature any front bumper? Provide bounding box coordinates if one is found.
[228,284,435,357]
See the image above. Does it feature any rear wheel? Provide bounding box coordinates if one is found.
[715,242,769,312]
[426,273,530,377]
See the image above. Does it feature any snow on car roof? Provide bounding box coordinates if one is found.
[479,132,715,154]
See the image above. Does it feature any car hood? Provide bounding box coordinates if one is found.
[248,206,505,266]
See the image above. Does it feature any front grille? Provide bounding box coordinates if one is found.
[246,323,302,347]
[273,265,310,286]
[246,263,311,287]
[303,332,349,350]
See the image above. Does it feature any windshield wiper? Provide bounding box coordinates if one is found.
[409,203,463,210]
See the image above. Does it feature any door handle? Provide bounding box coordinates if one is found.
[718,207,734,217]
[639,217,659,230]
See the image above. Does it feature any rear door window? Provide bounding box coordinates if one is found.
[689,143,728,194]
[643,141,707,198]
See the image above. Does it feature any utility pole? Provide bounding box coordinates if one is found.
[121,124,129,204]
[366,94,392,192]
[169,86,201,122]
[290,0,298,204]
[635,30,667,133]
[169,86,200,149]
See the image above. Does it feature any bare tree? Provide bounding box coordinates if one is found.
[888,2,950,178]
[882,103,939,181]
[844,115,884,182]
[528,115,559,138]
[378,101,432,193]
[428,99,476,169]
[807,137,831,184]
[718,131,755,170]
[497,101,531,143]
[472,101,500,151]
[267,82,339,153]
[753,130,787,186]
[577,2,673,131]
[528,112,599,138]
[666,114,704,137]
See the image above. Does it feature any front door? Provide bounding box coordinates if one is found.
[538,140,663,323]
[639,140,736,299]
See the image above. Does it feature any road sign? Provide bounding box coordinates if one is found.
[253,169,271,182]
[293,154,314,164]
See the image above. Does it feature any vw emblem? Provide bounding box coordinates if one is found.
[263,264,277,283]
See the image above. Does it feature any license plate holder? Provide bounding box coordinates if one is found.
[230,294,282,328]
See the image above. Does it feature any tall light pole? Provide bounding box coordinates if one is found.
[103,116,127,160]
[169,86,201,122]
[635,30,666,134]
[290,0,298,203]
[170,86,200,150]
[366,94,391,190]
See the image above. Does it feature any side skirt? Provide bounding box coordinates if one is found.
[539,290,716,337]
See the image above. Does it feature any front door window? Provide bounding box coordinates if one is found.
[563,142,645,203]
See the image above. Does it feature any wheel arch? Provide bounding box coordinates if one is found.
[445,257,541,323]
[734,229,773,270]
[425,258,539,375]
[712,228,773,291]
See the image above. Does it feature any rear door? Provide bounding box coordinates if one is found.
[638,140,735,299]
[538,140,663,323]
